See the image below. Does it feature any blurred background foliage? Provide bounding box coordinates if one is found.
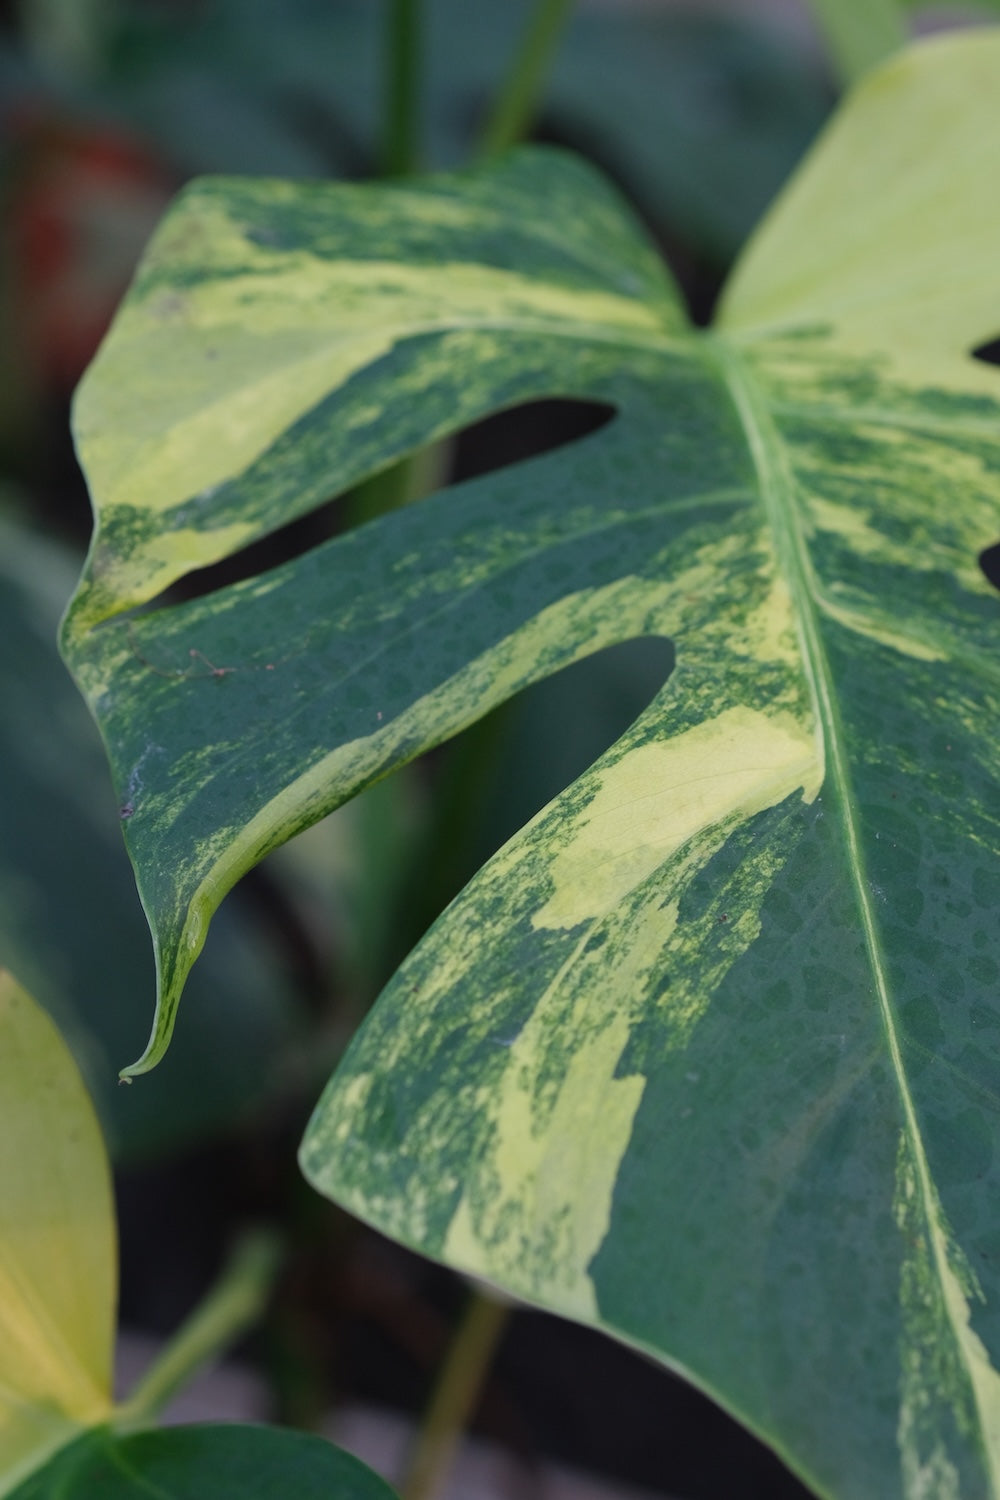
[0,3,994,1496]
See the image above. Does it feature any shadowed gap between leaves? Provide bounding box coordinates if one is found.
[165,398,617,607]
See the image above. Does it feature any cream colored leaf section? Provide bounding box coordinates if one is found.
[75,245,671,526]
[77,329,394,523]
[534,705,822,932]
[444,999,647,1322]
[0,972,115,1496]
[719,28,1000,360]
[440,704,819,1319]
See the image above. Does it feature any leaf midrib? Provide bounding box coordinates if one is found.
[708,333,997,1485]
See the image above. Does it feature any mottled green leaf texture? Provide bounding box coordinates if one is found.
[7,1425,398,1499]
[63,32,1000,1500]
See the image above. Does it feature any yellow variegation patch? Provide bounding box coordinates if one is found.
[0,973,115,1496]
[533,705,820,931]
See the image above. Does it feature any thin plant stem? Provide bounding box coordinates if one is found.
[383,0,422,176]
[401,1288,510,1500]
[805,0,906,89]
[351,1,429,518]
[342,439,451,532]
[479,0,576,160]
[114,1230,282,1429]
[362,0,578,514]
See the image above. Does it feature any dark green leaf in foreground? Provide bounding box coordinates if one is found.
[7,1425,397,1500]
[63,31,1000,1500]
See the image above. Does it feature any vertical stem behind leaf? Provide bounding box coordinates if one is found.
[383,0,422,176]
[115,1232,282,1429]
[480,0,576,159]
[806,0,907,89]
[353,1,427,528]
[401,1288,510,1500]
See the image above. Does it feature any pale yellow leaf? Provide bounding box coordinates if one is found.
[0,972,115,1495]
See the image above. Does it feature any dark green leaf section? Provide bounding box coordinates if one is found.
[7,1425,397,1500]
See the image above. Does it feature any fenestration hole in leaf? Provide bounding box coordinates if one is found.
[971,342,1000,593]
[979,541,1000,593]
[449,397,616,484]
[972,336,1000,366]
[395,634,675,955]
[168,398,617,605]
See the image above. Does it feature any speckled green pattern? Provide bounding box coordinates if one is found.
[64,31,1000,1500]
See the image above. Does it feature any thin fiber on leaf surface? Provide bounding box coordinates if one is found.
[0,974,114,1497]
[63,31,1000,1500]
[7,1425,398,1499]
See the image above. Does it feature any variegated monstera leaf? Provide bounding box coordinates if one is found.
[63,32,1000,1500]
